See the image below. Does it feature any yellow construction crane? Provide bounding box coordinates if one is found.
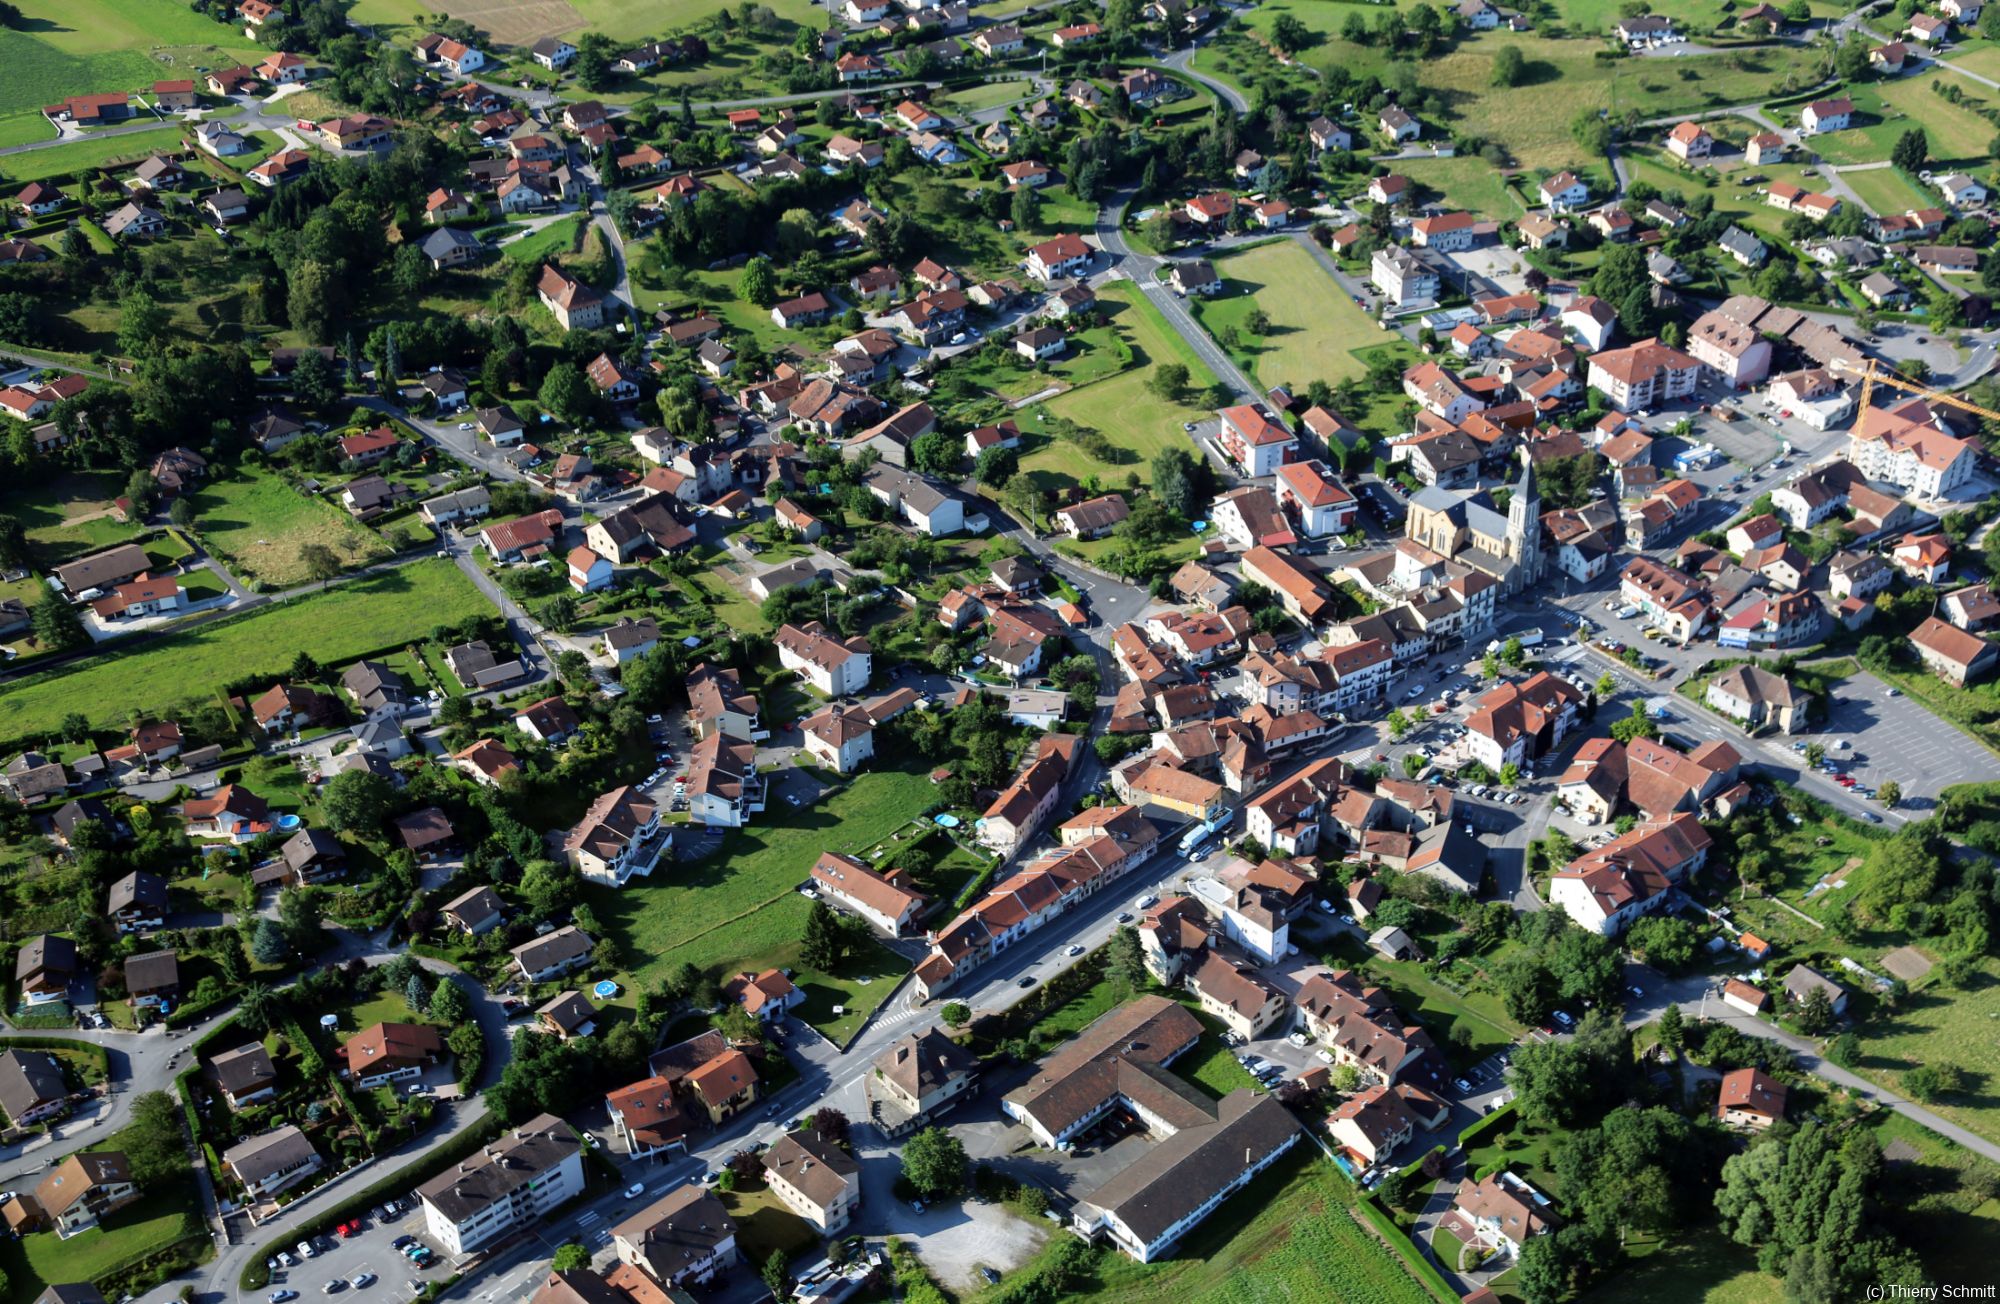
[1828,355,2000,429]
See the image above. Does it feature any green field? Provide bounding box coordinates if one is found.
[1023,282,1218,495]
[0,126,187,182]
[1192,241,1395,392]
[1809,78,1998,167]
[1837,165,1934,219]
[190,466,391,588]
[0,471,142,566]
[586,765,934,1014]
[0,560,495,745]
[1069,1149,1436,1304]
[0,0,260,117]
[347,0,823,47]
[1578,1224,1780,1304]
[1945,44,2000,82]
[1396,156,1529,220]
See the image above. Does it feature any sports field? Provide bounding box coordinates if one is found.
[1192,240,1394,391]
[0,560,495,745]
[0,0,261,116]
[189,466,392,588]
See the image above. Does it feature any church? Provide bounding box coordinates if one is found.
[1403,452,1545,593]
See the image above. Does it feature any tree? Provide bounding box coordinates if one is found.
[1796,985,1836,1034]
[1827,1032,1860,1068]
[901,1126,967,1199]
[550,1245,590,1271]
[124,1091,186,1187]
[741,256,778,307]
[1403,752,1428,779]
[1891,127,1929,173]
[1331,1063,1361,1092]
[238,982,280,1033]
[168,496,196,530]
[1501,636,1526,667]
[117,290,170,360]
[432,975,470,1025]
[1270,12,1312,51]
[540,594,578,634]
[292,348,344,410]
[940,1001,971,1028]
[1516,1234,1567,1304]
[1877,780,1901,808]
[1610,701,1659,744]
[320,768,392,833]
[1804,741,1825,767]
[1483,651,1501,680]
[1492,44,1526,87]
[539,361,590,424]
[802,900,845,969]
[30,589,87,653]
[811,1107,851,1146]
[1596,672,1616,697]
[909,431,960,477]
[1387,707,1410,740]
[1107,925,1148,996]
[300,543,343,588]
[975,446,1018,487]
[1627,916,1699,971]
[1010,183,1040,232]
[279,888,324,954]
[1147,363,1190,402]
[1571,107,1612,157]
[251,916,289,963]
[1656,1003,1684,1056]
[760,1249,789,1299]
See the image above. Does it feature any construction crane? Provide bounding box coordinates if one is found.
[1828,355,2000,430]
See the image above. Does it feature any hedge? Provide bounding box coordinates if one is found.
[1452,1098,1518,1150]
[1354,1192,1459,1304]
[0,1036,112,1077]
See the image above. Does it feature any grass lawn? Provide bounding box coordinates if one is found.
[0,111,57,148]
[0,560,495,745]
[1850,954,2000,1146]
[789,936,910,1044]
[1022,282,1218,496]
[0,126,188,182]
[1191,240,1397,392]
[1836,165,1933,218]
[499,215,588,264]
[1864,1109,2000,1290]
[1577,1223,1779,1304]
[1945,43,2000,81]
[586,764,935,994]
[0,470,140,567]
[1067,1148,1435,1304]
[717,1182,819,1268]
[941,80,1034,113]
[1171,1028,1262,1100]
[190,465,391,588]
[1810,79,1996,167]
[339,988,425,1035]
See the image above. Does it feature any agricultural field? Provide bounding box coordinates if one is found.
[0,559,495,745]
[188,465,392,588]
[1071,1150,1437,1304]
[0,0,261,118]
[584,764,936,1022]
[0,471,142,567]
[1023,283,1219,494]
[1191,241,1398,392]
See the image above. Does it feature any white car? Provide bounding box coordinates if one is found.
[299,1241,317,1260]
[1286,1031,1310,1048]
[1066,944,1084,957]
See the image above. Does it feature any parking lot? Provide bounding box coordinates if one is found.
[1814,671,1994,809]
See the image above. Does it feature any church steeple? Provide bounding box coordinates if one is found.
[1507,448,1540,576]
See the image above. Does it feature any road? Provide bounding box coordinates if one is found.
[1093,187,1261,403]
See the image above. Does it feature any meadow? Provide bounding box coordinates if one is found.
[1837,165,1935,219]
[0,560,495,744]
[1809,77,1999,168]
[0,0,261,116]
[0,470,141,566]
[189,466,392,588]
[1,126,186,183]
[1852,955,2000,1147]
[1023,282,1219,494]
[1191,240,1397,392]
[346,0,822,47]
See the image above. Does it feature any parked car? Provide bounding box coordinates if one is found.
[351,1277,376,1291]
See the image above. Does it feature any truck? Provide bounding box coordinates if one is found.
[1485,628,1544,655]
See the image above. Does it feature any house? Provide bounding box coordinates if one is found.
[224,1125,323,1200]
[810,852,926,935]
[1800,97,1854,133]
[1539,171,1589,211]
[723,969,804,1023]
[196,122,250,156]
[1783,964,1850,1016]
[612,1185,740,1286]
[1217,404,1299,478]
[1894,531,1954,583]
[775,621,871,695]
[0,753,68,803]
[35,1153,139,1237]
[1273,461,1358,538]
[394,806,457,861]
[108,871,169,932]
[1558,295,1617,352]
[770,292,833,329]
[1910,616,1998,686]
[1871,40,1908,73]
[1026,233,1093,281]
[1370,247,1439,307]
[1666,121,1712,160]
[15,937,76,1007]
[1379,106,1420,141]
[871,1028,979,1131]
[531,36,577,68]
[341,1022,445,1089]
[1936,173,1987,208]
[972,23,1026,55]
[1718,225,1768,267]
[421,226,483,270]
[441,885,506,937]
[1455,1171,1558,1257]
[1056,494,1131,540]
[763,1128,859,1233]
[1706,664,1802,733]
[1908,12,1950,40]
[512,925,594,985]
[103,202,166,239]
[1241,546,1331,624]
[1586,337,1701,411]
[419,1115,583,1257]
[533,991,596,1042]
[1715,1067,1787,1130]
[1549,812,1711,934]
[123,951,180,1010]
[1944,582,2000,632]
[1308,117,1351,152]
[537,265,605,331]
[0,1050,70,1126]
